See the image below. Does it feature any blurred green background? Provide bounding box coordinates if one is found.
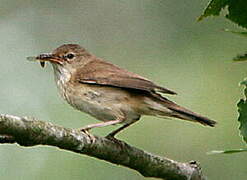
[0,0,246,179]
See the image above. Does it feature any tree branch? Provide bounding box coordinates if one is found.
[0,114,205,180]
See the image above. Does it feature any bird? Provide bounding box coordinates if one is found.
[30,44,216,138]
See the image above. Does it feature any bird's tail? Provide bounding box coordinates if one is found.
[168,103,216,127]
[146,95,216,127]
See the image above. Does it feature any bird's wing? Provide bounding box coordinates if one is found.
[74,58,176,95]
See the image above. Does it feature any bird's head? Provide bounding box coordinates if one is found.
[34,44,91,70]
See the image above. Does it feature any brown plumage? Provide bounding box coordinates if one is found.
[75,59,177,95]
[35,44,216,138]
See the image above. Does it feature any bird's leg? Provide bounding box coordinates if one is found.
[80,118,123,133]
[105,121,137,139]
[80,119,124,143]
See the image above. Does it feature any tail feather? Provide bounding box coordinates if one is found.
[168,105,216,127]
[147,92,216,127]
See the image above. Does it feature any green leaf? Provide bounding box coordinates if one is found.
[224,29,247,37]
[240,79,247,86]
[237,86,247,144]
[198,0,229,21]
[199,0,247,28]
[208,148,247,154]
[233,53,247,62]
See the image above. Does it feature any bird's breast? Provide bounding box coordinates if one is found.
[56,80,141,123]
[52,65,141,123]
[52,64,72,99]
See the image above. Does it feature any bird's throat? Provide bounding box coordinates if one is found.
[52,64,71,84]
[51,64,72,100]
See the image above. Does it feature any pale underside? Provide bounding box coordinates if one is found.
[52,63,173,124]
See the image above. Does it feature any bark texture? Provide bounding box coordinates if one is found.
[0,114,205,180]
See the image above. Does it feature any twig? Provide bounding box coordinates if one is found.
[0,114,205,180]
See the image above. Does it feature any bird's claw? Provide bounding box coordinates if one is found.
[80,127,90,134]
[105,134,116,140]
[105,131,118,140]
[105,134,125,148]
[80,128,96,143]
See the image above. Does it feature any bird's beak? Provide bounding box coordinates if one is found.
[36,53,63,66]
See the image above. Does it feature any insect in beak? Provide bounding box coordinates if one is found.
[27,53,62,67]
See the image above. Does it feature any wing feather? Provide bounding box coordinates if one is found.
[74,58,176,95]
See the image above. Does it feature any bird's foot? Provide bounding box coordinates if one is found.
[80,127,95,143]
[80,127,90,134]
[105,134,125,147]
[105,133,117,140]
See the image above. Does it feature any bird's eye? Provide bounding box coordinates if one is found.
[66,53,75,59]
